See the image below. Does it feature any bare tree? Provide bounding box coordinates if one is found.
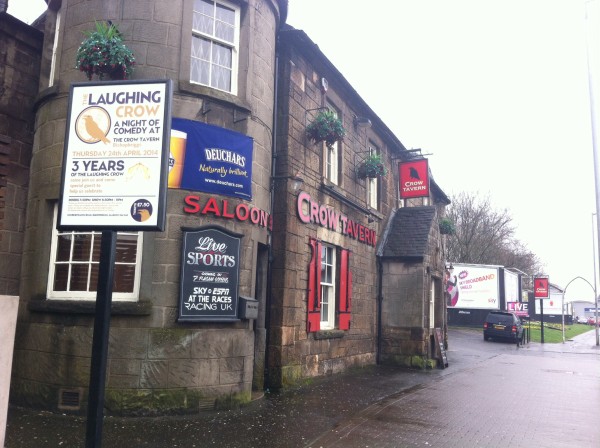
[445,192,542,275]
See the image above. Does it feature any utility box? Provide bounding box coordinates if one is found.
[238,296,258,320]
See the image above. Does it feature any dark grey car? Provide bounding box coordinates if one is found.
[483,311,523,344]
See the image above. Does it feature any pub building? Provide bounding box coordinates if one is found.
[1,0,450,416]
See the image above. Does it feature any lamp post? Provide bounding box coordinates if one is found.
[585,0,600,347]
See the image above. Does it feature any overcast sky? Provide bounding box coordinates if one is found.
[8,0,600,300]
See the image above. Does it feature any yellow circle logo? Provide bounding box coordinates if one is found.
[75,106,111,144]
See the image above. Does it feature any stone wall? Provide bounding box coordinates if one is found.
[0,14,42,296]
[269,32,400,388]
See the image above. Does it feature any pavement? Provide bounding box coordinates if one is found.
[4,328,600,448]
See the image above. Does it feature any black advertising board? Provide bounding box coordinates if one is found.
[178,226,243,322]
[434,328,448,368]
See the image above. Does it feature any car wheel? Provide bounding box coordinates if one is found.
[484,335,489,341]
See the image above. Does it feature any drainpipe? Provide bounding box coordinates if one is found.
[376,257,383,364]
[264,34,281,390]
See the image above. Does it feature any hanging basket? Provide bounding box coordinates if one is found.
[439,218,456,235]
[306,110,345,148]
[357,154,386,179]
[75,21,136,81]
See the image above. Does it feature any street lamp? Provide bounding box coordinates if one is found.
[585,0,600,347]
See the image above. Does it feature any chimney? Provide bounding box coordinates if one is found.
[0,1,8,14]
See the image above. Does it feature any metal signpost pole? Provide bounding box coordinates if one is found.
[85,230,117,448]
[540,298,544,344]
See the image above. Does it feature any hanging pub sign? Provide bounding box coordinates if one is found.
[169,117,253,200]
[178,226,243,322]
[58,79,172,231]
[533,276,549,299]
[398,158,430,199]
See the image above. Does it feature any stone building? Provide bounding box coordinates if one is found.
[267,26,450,387]
[4,0,450,416]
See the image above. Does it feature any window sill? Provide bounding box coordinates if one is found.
[178,81,251,113]
[27,299,152,316]
[314,329,345,340]
[368,208,384,221]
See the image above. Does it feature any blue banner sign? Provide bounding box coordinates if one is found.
[170,118,253,200]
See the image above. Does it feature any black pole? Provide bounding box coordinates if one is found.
[85,230,117,448]
[376,258,383,364]
[540,298,545,344]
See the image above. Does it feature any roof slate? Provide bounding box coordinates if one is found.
[381,206,436,259]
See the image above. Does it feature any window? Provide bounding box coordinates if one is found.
[191,0,240,94]
[306,239,352,332]
[320,244,336,328]
[367,142,379,209]
[47,207,143,301]
[325,103,340,184]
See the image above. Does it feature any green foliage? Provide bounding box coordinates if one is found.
[439,217,456,235]
[357,153,387,178]
[75,21,135,80]
[306,110,345,148]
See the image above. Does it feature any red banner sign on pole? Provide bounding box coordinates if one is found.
[398,158,430,199]
[533,276,549,299]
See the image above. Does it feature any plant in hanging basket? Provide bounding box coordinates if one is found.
[75,21,135,81]
[357,153,387,179]
[306,110,345,148]
[439,217,456,235]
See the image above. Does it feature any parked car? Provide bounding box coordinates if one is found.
[574,315,587,324]
[483,311,523,343]
[588,317,598,326]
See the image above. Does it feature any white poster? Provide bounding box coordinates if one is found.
[447,264,500,309]
[504,269,519,302]
[58,80,171,230]
[536,291,564,315]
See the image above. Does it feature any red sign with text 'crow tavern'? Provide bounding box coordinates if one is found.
[399,159,430,199]
[533,276,549,299]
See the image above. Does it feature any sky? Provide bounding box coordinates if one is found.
[7,0,600,301]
